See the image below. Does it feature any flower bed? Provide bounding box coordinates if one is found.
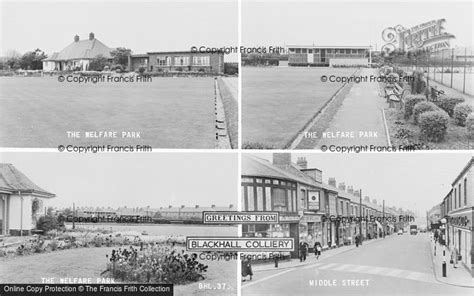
[105,245,208,284]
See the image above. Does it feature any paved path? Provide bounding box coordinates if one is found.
[317,68,388,148]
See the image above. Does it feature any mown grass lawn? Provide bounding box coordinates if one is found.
[0,77,216,148]
[242,67,356,148]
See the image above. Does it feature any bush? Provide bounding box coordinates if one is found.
[404,95,426,119]
[108,245,208,284]
[138,66,146,74]
[453,103,473,126]
[111,64,124,73]
[435,97,465,117]
[36,214,60,232]
[419,110,450,142]
[413,101,439,124]
[466,114,474,139]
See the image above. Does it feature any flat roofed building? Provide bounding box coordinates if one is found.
[287,45,371,67]
[129,51,224,74]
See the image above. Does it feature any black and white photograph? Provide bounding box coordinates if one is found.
[240,152,473,295]
[0,0,238,149]
[241,0,473,150]
[0,152,239,295]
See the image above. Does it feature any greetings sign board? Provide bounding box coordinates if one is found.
[382,19,455,54]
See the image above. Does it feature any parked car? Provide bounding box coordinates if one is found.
[410,225,418,235]
[398,230,403,235]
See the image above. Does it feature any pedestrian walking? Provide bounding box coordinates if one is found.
[241,255,253,281]
[355,235,360,247]
[452,248,458,268]
[299,241,308,262]
[314,241,322,260]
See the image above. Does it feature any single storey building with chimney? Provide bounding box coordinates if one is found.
[0,163,56,236]
[43,32,113,71]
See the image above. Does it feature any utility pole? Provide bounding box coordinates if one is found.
[383,200,385,238]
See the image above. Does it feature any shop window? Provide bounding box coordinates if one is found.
[256,178,263,183]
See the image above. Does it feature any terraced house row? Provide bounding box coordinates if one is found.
[242,153,412,259]
[429,157,473,277]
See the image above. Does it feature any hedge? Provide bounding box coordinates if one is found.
[467,114,474,140]
[413,101,439,125]
[404,95,426,119]
[453,103,473,126]
[435,97,465,117]
[419,110,450,142]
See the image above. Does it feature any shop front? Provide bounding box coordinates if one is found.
[448,211,473,276]
[299,214,323,251]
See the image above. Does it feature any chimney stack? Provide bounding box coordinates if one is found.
[89,32,95,40]
[181,205,185,208]
[328,177,336,187]
[347,186,354,195]
[372,199,378,205]
[364,196,370,203]
[338,182,346,191]
[296,157,308,169]
[195,205,199,208]
[74,35,79,42]
[168,205,172,208]
[273,153,291,166]
[354,190,361,197]
[229,204,234,208]
[211,204,216,208]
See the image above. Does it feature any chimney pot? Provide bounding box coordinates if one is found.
[181,205,185,208]
[328,177,336,187]
[168,205,172,208]
[74,35,79,42]
[211,204,216,208]
[195,205,199,208]
[338,182,346,191]
[229,204,234,208]
[89,32,95,40]
[296,157,308,169]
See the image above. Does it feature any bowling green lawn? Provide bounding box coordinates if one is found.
[0,76,216,148]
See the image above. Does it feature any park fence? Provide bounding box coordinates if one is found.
[391,47,473,96]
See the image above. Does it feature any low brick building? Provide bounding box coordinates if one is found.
[128,51,224,74]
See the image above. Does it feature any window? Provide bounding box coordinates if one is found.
[174,56,189,66]
[464,178,467,205]
[247,186,255,211]
[265,187,272,211]
[302,49,307,54]
[308,49,313,54]
[256,187,264,210]
[157,56,170,66]
[454,188,457,208]
[459,184,462,207]
[295,49,301,54]
[272,188,287,212]
[193,56,210,66]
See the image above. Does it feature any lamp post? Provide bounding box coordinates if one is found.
[440,218,447,277]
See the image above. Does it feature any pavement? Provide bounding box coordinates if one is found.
[242,233,473,295]
[430,239,474,287]
[317,68,389,149]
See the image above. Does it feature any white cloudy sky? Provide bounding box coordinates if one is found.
[0,152,238,209]
[0,0,238,60]
[247,152,472,217]
[243,0,473,49]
